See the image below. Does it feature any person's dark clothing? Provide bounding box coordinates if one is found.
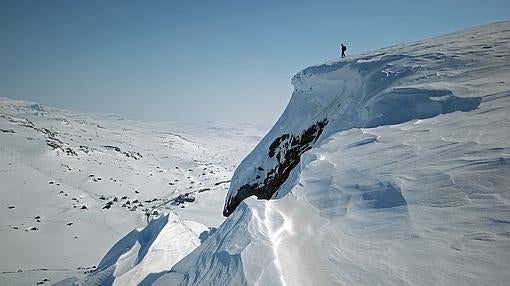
[341,44,347,58]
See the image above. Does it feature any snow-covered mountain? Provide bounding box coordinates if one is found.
[67,21,509,285]
[112,21,510,285]
[0,97,263,285]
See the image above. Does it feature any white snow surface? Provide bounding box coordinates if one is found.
[0,97,263,285]
[74,213,208,286]
[153,21,510,285]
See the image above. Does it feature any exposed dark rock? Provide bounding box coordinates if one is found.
[103,201,113,209]
[65,147,78,156]
[123,151,142,160]
[103,145,121,152]
[223,119,328,217]
[214,180,231,186]
[0,129,15,133]
[79,145,91,154]
[46,137,64,151]
[269,134,290,157]
[173,193,196,205]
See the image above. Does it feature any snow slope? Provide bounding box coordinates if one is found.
[0,98,263,285]
[149,21,510,285]
[72,213,208,286]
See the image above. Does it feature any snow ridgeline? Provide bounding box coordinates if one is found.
[223,42,482,216]
[77,21,510,285]
[70,214,211,286]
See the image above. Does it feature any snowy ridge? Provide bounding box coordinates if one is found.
[222,21,501,216]
[161,21,510,285]
[75,213,208,286]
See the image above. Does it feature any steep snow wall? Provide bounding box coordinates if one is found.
[161,21,510,285]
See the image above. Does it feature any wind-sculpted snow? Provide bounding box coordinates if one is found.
[74,214,207,286]
[65,21,510,286]
[364,88,481,128]
[172,21,509,285]
[223,25,491,216]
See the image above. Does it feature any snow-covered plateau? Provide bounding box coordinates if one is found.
[5,20,510,286]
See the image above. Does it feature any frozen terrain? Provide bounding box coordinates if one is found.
[103,21,510,286]
[65,21,509,285]
[0,97,263,285]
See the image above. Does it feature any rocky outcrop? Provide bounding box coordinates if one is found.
[223,119,327,217]
[103,145,143,160]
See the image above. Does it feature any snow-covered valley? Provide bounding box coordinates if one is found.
[0,98,263,285]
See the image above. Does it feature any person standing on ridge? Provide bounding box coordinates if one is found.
[341,44,347,58]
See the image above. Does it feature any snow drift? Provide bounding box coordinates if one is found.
[80,21,510,285]
[74,214,208,286]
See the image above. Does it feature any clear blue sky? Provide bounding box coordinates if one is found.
[1,0,508,127]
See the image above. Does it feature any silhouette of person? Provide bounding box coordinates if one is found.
[341,44,347,58]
